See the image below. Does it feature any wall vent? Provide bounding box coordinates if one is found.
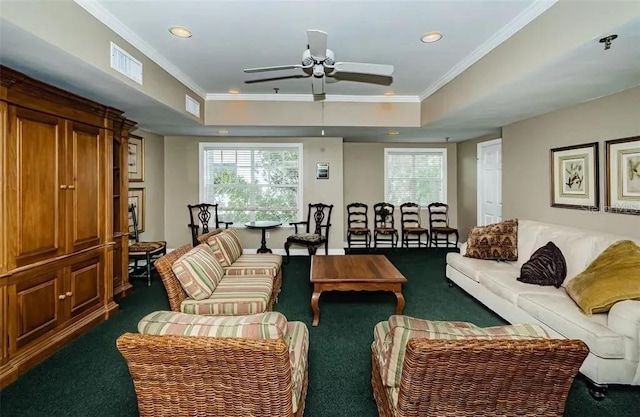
[110,42,143,85]
[185,95,201,117]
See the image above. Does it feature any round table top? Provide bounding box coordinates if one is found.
[244,221,282,229]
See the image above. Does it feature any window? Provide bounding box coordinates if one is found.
[384,148,447,206]
[199,143,302,224]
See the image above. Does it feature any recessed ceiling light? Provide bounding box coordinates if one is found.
[421,31,443,43]
[384,91,395,96]
[388,131,400,136]
[217,130,229,135]
[228,89,240,94]
[169,26,192,38]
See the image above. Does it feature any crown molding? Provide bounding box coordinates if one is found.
[205,93,420,103]
[74,0,207,98]
[418,0,558,101]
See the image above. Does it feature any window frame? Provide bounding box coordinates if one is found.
[383,147,448,207]
[198,142,304,226]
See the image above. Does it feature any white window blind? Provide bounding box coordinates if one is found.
[384,148,447,206]
[200,143,302,223]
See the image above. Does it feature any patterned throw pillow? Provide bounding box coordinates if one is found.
[465,219,518,261]
[518,241,567,288]
[207,229,243,267]
[172,244,224,300]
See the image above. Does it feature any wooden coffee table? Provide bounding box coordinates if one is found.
[310,255,407,326]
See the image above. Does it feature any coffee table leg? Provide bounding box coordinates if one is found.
[394,292,405,314]
[311,290,321,326]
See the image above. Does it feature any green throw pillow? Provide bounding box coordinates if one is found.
[566,240,640,315]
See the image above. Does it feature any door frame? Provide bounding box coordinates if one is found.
[477,138,502,226]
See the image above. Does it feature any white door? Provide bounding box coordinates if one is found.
[477,139,502,226]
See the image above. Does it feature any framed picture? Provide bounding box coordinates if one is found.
[550,142,599,210]
[605,135,640,215]
[128,187,146,233]
[316,162,329,179]
[128,135,145,182]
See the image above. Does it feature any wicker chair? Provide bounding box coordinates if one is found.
[154,235,280,313]
[117,333,308,417]
[372,338,589,417]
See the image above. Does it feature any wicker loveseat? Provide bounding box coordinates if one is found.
[371,315,589,417]
[117,311,308,417]
[155,230,282,315]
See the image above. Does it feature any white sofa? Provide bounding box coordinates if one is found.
[446,219,640,398]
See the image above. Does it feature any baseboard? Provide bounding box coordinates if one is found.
[165,247,346,256]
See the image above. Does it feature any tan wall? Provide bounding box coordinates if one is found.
[456,133,503,239]
[503,87,640,236]
[343,142,458,241]
[130,129,165,241]
[163,136,344,250]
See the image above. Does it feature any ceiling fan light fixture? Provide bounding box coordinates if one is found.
[421,31,443,43]
[228,89,240,94]
[384,91,395,96]
[169,26,192,38]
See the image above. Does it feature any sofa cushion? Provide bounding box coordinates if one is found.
[566,240,640,315]
[180,275,273,315]
[171,244,224,300]
[224,253,282,277]
[138,310,287,339]
[446,252,518,283]
[379,315,547,387]
[517,293,626,359]
[285,322,309,413]
[514,220,544,268]
[206,229,243,267]
[518,241,567,288]
[480,271,566,305]
[465,219,518,261]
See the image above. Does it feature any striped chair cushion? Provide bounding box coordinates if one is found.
[180,275,273,315]
[171,244,224,301]
[379,315,549,387]
[137,310,287,339]
[285,322,309,413]
[207,229,243,267]
[224,253,282,277]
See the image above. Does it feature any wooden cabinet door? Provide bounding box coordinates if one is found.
[66,255,103,320]
[6,107,66,268]
[8,268,65,351]
[66,122,104,253]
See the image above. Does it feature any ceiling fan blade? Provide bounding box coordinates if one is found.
[244,74,310,84]
[307,29,328,59]
[327,72,393,86]
[244,65,304,73]
[311,76,324,95]
[332,62,394,77]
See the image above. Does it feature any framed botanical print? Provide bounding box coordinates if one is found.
[550,142,599,210]
[605,136,640,215]
[128,187,146,233]
[128,135,145,182]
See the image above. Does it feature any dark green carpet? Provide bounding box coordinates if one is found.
[1,250,639,416]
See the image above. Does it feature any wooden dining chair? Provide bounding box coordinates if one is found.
[128,204,167,286]
[187,203,233,247]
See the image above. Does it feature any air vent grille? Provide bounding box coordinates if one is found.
[110,42,143,85]
[186,95,201,117]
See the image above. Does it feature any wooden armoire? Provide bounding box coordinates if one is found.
[0,66,135,387]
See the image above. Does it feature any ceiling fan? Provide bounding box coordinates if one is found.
[243,29,394,97]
